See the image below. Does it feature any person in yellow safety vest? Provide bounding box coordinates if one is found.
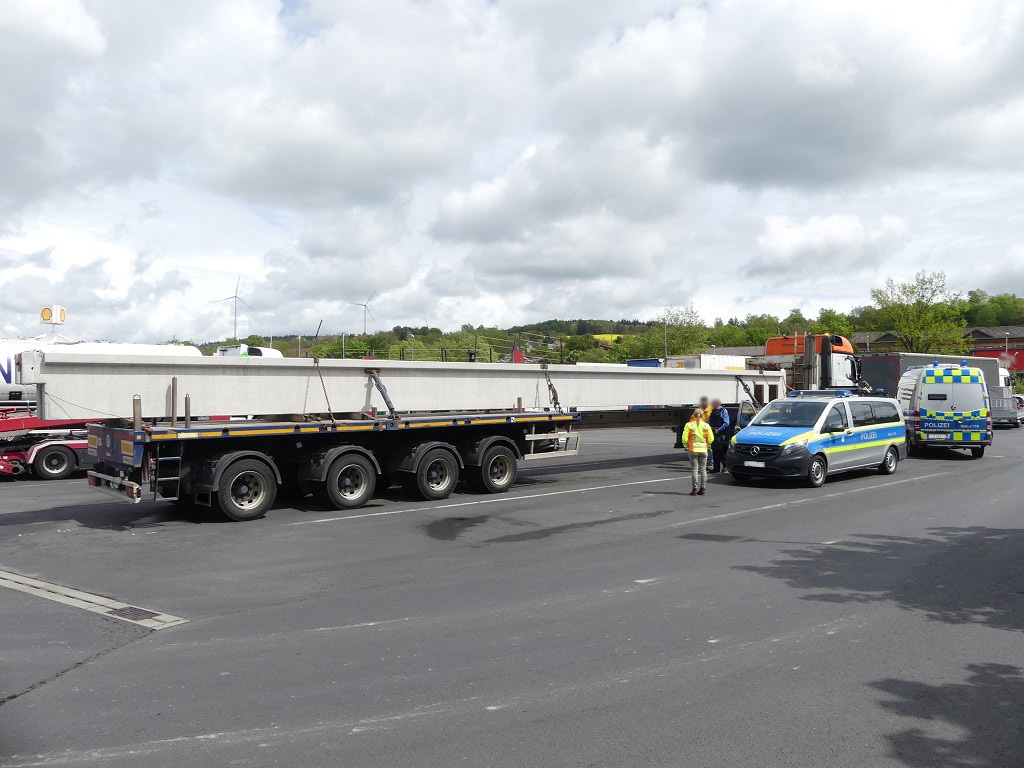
[682,407,715,496]
[692,396,715,469]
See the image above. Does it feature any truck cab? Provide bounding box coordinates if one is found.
[762,333,864,392]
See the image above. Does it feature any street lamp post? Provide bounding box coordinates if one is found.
[663,320,669,367]
[1006,332,1011,352]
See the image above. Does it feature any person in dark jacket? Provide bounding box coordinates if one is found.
[708,399,731,473]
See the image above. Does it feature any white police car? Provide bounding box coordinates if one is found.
[726,391,907,488]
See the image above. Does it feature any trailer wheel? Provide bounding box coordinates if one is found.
[318,454,377,510]
[217,459,277,521]
[408,448,460,501]
[33,445,76,481]
[806,455,827,488]
[469,446,517,494]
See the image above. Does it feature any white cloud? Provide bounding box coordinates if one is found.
[749,214,909,278]
[1,0,1024,342]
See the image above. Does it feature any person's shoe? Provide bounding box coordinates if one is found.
[689,489,698,496]
[698,488,706,495]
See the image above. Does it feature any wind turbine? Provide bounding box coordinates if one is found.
[347,290,377,335]
[215,276,253,340]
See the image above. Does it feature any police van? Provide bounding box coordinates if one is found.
[726,391,907,487]
[897,363,992,458]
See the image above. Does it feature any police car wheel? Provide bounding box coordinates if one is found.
[970,447,985,459]
[879,446,898,475]
[806,456,827,488]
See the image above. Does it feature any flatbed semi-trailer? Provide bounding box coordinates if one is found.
[86,406,709,520]
[21,351,783,520]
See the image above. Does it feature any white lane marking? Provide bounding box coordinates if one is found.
[294,471,948,528]
[0,569,187,630]
[289,477,678,525]
[661,473,947,532]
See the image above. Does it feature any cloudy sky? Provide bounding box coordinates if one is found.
[1,0,1023,342]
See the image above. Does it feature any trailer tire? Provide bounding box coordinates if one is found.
[217,459,277,521]
[33,445,76,481]
[469,446,517,494]
[318,454,376,510]
[409,448,460,501]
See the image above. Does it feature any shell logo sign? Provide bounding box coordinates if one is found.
[40,305,67,325]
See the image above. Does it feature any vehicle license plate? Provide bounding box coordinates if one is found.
[744,460,766,468]
[925,432,948,440]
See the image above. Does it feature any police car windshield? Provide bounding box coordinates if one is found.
[750,400,828,428]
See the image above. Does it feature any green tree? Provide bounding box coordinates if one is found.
[609,306,707,362]
[742,314,781,345]
[812,308,854,338]
[870,271,968,353]
[707,323,750,348]
[848,305,883,331]
[780,308,810,335]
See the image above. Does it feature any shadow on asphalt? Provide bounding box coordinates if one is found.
[729,526,1024,766]
[518,452,682,478]
[871,662,1024,767]
[734,526,1024,632]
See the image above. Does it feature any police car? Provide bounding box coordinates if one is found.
[726,391,907,487]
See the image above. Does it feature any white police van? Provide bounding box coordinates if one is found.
[726,391,907,487]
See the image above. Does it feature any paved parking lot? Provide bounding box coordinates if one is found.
[1,427,1023,767]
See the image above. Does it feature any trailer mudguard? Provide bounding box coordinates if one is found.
[459,435,522,466]
[195,451,283,494]
[392,441,464,474]
[300,446,382,483]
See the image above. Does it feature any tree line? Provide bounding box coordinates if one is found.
[192,272,1023,363]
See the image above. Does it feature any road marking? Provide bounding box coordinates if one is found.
[661,473,947,532]
[289,477,679,525]
[293,471,948,530]
[0,569,187,630]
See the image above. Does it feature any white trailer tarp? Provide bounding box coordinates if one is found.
[19,352,785,420]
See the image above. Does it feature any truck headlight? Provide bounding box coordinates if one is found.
[780,440,808,457]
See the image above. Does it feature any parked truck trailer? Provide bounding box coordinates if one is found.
[18,351,785,520]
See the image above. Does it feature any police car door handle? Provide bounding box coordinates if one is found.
[845,429,854,436]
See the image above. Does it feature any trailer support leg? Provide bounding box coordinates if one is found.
[366,370,398,419]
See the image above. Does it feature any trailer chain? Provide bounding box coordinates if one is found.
[314,355,337,425]
[542,365,561,411]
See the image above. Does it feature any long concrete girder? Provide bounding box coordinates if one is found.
[18,352,786,420]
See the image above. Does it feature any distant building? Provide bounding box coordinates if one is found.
[964,325,1024,351]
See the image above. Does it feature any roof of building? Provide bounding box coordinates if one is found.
[964,325,1024,339]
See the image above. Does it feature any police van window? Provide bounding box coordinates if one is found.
[824,405,848,432]
[873,402,901,424]
[849,402,874,428]
[951,382,986,412]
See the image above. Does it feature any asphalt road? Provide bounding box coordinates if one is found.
[1,428,1022,767]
